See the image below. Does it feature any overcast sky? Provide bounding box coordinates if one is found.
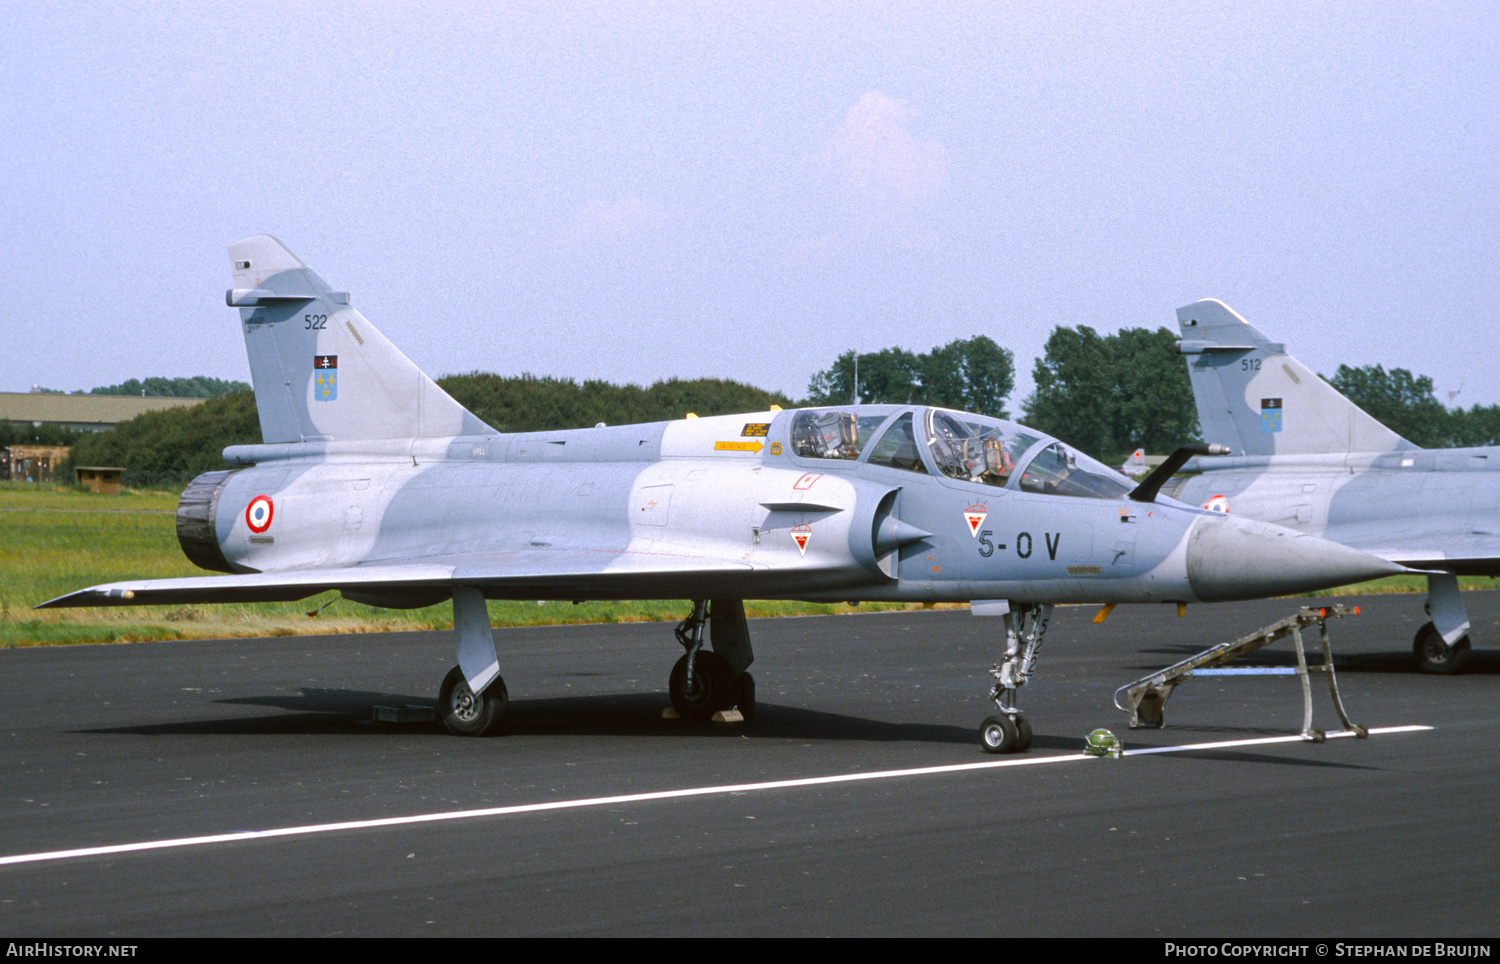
[4,1,1497,416]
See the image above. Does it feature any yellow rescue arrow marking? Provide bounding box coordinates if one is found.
[715,440,764,453]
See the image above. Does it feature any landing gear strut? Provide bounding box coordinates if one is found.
[1416,572,1472,675]
[440,586,509,736]
[979,602,1052,754]
[669,599,755,720]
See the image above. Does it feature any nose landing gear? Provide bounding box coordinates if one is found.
[977,602,1052,754]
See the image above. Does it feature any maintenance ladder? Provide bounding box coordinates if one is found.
[1113,605,1368,742]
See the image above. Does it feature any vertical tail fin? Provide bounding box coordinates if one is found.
[227,236,493,444]
[1175,299,1411,457]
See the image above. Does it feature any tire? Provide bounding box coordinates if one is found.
[980,714,1019,754]
[736,672,756,720]
[1413,623,1472,675]
[1014,714,1034,753]
[438,666,509,736]
[669,651,736,720]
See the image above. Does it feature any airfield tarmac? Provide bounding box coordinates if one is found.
[2,593,1497,937]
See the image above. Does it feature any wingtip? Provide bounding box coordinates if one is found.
[34,586,136,609]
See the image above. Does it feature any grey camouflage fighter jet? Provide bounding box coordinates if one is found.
[1170,299,1497,674]
[40,238,1403,752]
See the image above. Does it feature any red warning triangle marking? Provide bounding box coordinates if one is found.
[791,524,812,557]
[963,504,987,537]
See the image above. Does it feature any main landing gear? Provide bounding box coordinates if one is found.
[439,665,509,736]
[669,599,755,721]
[978,602,1053,754]
[1414,622,1472,675]
[435,591,758,736]
[1415,572,1473,675]
[439,586,510,736]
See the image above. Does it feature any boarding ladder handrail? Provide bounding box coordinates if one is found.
[1113,605,1368,742]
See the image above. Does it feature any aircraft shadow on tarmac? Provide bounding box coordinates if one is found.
[75,687,1373,759]
[78,687,1001,746]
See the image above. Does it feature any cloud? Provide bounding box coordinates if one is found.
[561,197,668,247]
[819,91,948,208]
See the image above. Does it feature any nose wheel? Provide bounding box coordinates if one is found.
[980,713,1033,754]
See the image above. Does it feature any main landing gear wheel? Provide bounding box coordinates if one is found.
[980,714,1032,754]
[669,650,736,720]
[1414,622,1472,675]
[439,665,510,736]
[736,672,756,720]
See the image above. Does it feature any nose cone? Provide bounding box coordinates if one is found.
[1186,514,1404,603]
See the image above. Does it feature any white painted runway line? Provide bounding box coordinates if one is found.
[0,726,1431,868]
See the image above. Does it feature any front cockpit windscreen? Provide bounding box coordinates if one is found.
[791,410,891,460]
[923,409,1134,500]
[866,412,927,473]
[923,409,1039,487]
[1016,440,1135,500]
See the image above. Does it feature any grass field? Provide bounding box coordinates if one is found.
[0,483,930,647]
[0,481,1471,648]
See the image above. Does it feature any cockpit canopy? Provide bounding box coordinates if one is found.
[788,406,1134,500]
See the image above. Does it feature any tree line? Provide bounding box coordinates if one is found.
[57,375,792,488]
[1321,365,1500,449]
[803,336,1015,419]
[43,331,1500,489]
[32,376,251,398]
[440,373,793,434]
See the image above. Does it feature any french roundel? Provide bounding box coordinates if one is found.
[246,495,275,533]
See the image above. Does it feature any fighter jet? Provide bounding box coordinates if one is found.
[1170,298,1497,674]
[38,238,1402,752]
